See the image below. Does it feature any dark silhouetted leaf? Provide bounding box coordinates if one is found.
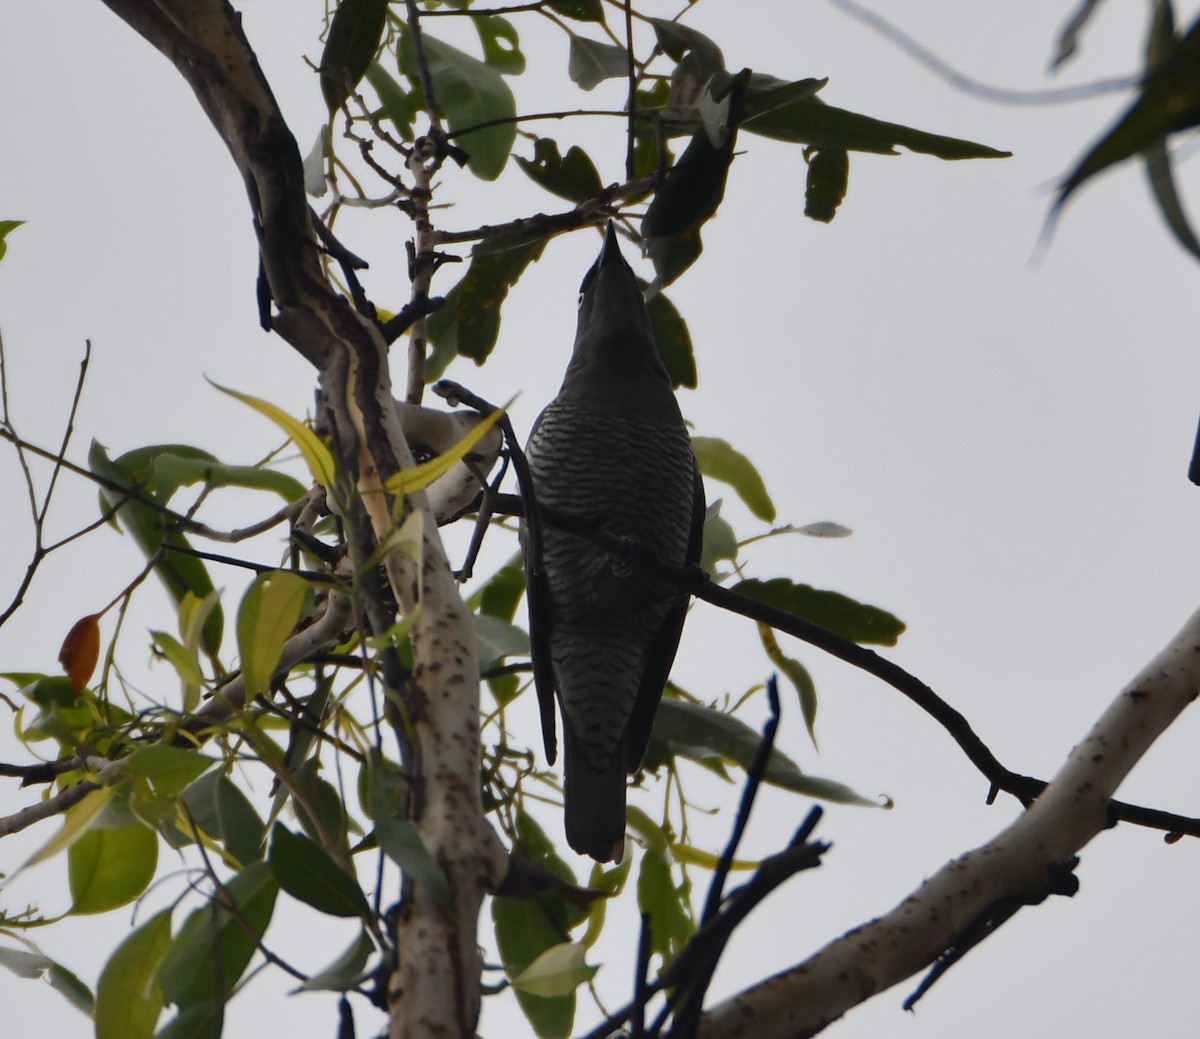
[515,139,604,203]
[320,0,389,111]
[650,18,724,76]
[744,97,1011,159]
[804,147,850,223]
[734,577,906,646]
[567,36,627,91]
[366,60,416,141]
[548,0,603,22]
[426,238,546,372]
[645,289,697,389]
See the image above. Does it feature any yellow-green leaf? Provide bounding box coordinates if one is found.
[510,942,596,998]
[95,909,172,1039]
[69,822,158,914]
[211,382,336,491]
[384,402,508,497]
[237,571,310,698]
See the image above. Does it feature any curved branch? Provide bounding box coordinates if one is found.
[697,604,1200,1039]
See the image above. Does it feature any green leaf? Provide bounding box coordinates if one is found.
[425,238,546,372]
[151,452,307,504]
[210,383,337,492]
[743,97,1011,158]
[758,624,818,747]
[511,942,596,998]
[269,823,370,919]
[642,75,745,238]
[158,860,278,1014]
[567,36,627,91]
[493,899,575,1037]
[0,945,94,1016]
[645,290,697,389]
[125,745,216,797]
[237,570,311,698]
[699,504,738,575]
[89,441,224,655]
[366,60,416,141]
[475,558,526,622]
[649,18,724,75]
[301,930,376,991]
[548,0,603,21]
[475,14,525,75]
[320,0,389,110]
[366,757,449,904]
[0,219,24,262]
[648,699,880,805]
[151,631,205,687]
[95,909,172,1039]
[68,822,158,914]
[804,148,850,223]
[742,74,828,121]
[691,437,775,522]
[515,139,604,204]
[636,846,693,963]
[734,577,905,646]
[474,612,531,669]
[1055,13,1200,217]
[399,28,517,180]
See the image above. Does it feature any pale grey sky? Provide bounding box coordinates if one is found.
[2,2,1200,1037]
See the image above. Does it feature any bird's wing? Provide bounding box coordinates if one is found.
[623,460,706,771]
[522,412,560,765]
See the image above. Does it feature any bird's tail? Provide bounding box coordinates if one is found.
[563,723,628,863]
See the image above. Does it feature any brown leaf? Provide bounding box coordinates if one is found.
[58,613,101,694]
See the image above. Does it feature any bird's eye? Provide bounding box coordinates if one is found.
[577,291,585,309]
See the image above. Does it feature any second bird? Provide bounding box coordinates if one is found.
[523,223,705,863]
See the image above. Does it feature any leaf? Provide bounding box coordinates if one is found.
[742,74,828,121]
[475,14,525,75]
[515,139,604,204]
[21,786,115,871]
[68,822,158,914]
[399,28,517,180]
[58,613,101,694]
[366,757,449,904]
[94,909,172,1039]
[734,577,905,646]
[0,944,94,1016]
[649,18,725,75]
[1051,0,1109,69]
[804,147,850,223]
[699,506,738,575]
[158,860,278,1013]
[691,437,775,522]
[320,0,389,110]
[237,570,311,698]
[0,219,24,262]
[425,239,547,372]
[210,383,337,491]
[548,0,603,21]
[301,930,376,991]
[743,97,1011,159]
[151,452,307,504]
[642,74,746,238]
[511,943,596,998]
[268,823,370,919]
[636,846,694,964]
[645,290,697,390]
[758,624,818,747]
[474,612,531,669]
[366,60,416,141]
[89,441,224,656]
[567,36,627,91]
[648,699,880,805]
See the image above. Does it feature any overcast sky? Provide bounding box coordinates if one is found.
[3,2,1200,1037]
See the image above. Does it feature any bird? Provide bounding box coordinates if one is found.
[522,222,705,862]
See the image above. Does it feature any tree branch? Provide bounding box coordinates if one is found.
[697,604,1200,1039]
